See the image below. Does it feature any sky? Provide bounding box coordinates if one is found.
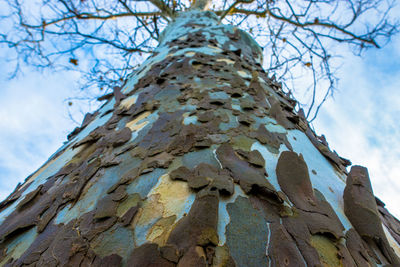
[313,34,400,218]
[0,18,400,219]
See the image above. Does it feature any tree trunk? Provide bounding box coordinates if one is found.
[1,10,400,267]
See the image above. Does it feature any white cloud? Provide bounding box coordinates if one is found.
[314,34,400,218]
[0,67,82,200]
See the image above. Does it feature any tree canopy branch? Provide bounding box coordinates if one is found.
[1,0,398,121]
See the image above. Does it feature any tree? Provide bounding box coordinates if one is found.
[1,0,400,266]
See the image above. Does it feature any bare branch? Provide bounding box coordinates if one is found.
[1,0,398,120]
[219,0,254,21]
[148,0,174,19]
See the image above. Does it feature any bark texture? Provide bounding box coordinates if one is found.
[1,10,400,267]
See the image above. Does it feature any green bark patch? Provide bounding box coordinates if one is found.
[226,196,269,267]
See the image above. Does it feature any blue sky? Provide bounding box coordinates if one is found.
[0,23,400,219]
[314,34,400,218]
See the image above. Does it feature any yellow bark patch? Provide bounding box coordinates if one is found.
[129,121,149,132]
[237,70,251,79]
[147,226,164,243]
[207,45,223,52]
[310,235,342,267]
[135,194,164,227]
[128,120,148,132]
[147,215,176,246]
[185,52,195,57]
[216,58,235,65]
[383,224,400,258]
[149,174,193,218]
[126,111,151,131]
[119,95,138,110]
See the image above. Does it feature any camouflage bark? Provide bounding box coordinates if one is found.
[1,9,400,267]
